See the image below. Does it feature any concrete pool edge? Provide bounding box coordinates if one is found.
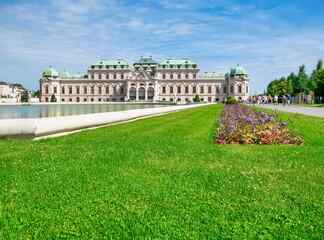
[0,103,211,139]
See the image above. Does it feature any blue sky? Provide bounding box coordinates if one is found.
[0,0,323,94]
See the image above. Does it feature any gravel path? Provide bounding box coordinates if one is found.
[250,104,324,118]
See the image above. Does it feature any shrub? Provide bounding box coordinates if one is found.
[226,98,239,105]
[50,93,56,102]
[112,98,116,102]
[194,94,201,102]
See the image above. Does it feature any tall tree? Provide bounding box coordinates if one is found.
[311,59,324,96]
[296,65,310,94]
[277,77,287,96]
[287,72,298,96]
[286,79,293,96]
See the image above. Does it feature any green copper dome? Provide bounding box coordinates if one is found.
[230,64,247,77]
[59,70,70,78]
[43,66,59,77]
[225,72,230,77]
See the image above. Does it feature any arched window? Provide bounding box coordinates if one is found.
[139,87,145,100]
[148,87,154,100]
[130,87,136,99]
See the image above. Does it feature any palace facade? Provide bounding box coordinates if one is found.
[39,57,249,103]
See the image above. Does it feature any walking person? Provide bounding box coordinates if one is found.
[274,94,278,109]
[267,94,272,104]
[282,95,286,106]
[287,95,291,106]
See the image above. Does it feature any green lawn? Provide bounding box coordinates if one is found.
[1,104,323,239]
[291,103,324,107]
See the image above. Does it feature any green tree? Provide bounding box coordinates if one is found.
[50,93,56,102]
[266,79,279,96]
[286,79,293,96]
[277,77,287,96]
[311,59,324,96]
[33,90,40,98]
[295,65,310,94]
[21,91,28,102]
[194,94,200,102]
[287,72,299,96]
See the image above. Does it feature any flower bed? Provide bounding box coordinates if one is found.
[215,105,305,145]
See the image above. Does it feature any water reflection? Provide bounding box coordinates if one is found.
[0,104,172,119]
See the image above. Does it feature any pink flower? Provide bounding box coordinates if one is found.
[283,140,289,144]
[294,137,297,141]
[219,140,226,145]
[263,131,271,137]
[245,140,252,144]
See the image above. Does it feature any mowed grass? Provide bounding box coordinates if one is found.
[0,104,323,239]
[291,103,324,107]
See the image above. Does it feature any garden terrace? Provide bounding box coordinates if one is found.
[0,104,323,239]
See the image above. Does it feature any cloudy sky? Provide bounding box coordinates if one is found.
[0,0,323,93]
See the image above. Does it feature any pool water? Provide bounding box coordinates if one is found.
[0,104,172,119]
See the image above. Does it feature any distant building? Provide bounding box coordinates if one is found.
[0,81,10,96]
[39,57,250,103]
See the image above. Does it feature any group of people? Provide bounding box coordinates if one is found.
[248,94,291,107]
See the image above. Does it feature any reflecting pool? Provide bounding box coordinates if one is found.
[0,104,173,119]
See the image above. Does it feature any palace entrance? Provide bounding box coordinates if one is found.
[129,87,136,100]
[139,87,145,100]
[147,87,154,100]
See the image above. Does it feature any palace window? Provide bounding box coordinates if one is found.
[69,98,72,102]
[45,97,49,102]
[61,98,64,102]
[178,86,181,94]
[193,86,196,94]
[45,86,49,94]
[120,87,124,94]
[76,86,80,94]
[178,73,181,79]
[162,86,166,94]
[162,74,166,79]
[185,74,188,79]
[61,87,65,94]
[238,85,242,93]
[208,86,211,94]
[106,74,109,79]
[200,86,204,94]
[76,97,80,102]
[170,86,173,94]
[170,74,173,79]
[193,74,196,79]
[246,85,249,93]
[106,86,109,94]
[83,98,87,102]
[91,86,94,94]
[216,86,219,93]
[113,87,116,94]
[98,86,102,94]
[54,87,57,94]
[91,75,94,80]
[223,86,227,94]
[84,86,87,94]
[99,74,102,80]
[91,98,94,102]
[69,87,72,94]
[230,86,234,93]
[121,74,124,80]
[113,74,116,80]
[185,86,188,94]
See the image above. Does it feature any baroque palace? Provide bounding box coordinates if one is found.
[39,57,249,103]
